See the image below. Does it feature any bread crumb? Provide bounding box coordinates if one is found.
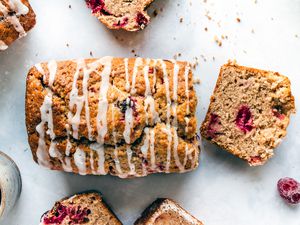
[236,17,241,23]
[214,36,222,47]
[193,78,201,84]
[180,18,183,23]
[90,51,93,57]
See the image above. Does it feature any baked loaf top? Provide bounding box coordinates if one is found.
[40,192,122,225]
[86,0,154,31]
[26,57,199,178]
[201,62,295,166]
[134,198,203,225]
[0,0,36,50]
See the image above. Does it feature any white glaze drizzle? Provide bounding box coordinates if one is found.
[0,40,8,50]
[126,146,135,175]
[35,61,57,167]
[184,64,191,114]
[159,60,172,173]
[0,0,28,39]
[68,59,85,140]
[124,58,130,92]
[144,59,159,125]
[141,128,150,175]
[112,105,124,176]
[123,98,134,144]
[35,63,45,74]
[74,148,87,175]
[130,57,143,95]
[94,56,113,175]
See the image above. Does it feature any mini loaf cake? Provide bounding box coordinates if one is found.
[134,198,203,225]
[40,192,122,225]
[86,0,154,31]
[201,62,295,166]
[26,57,199,178]
[0,0,36,50]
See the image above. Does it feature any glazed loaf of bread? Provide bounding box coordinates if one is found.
[26,57,199,178]
[0,0,36,50]
[40,192,122,225]
[134,198,203,225]
[86,0,154,31]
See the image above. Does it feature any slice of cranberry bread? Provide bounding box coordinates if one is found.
[86,0,154,31]
[40,192,122,225]
[201,62,295,166]
[26,57,199,178]
[134,198,203,225]
[0,0,36,50]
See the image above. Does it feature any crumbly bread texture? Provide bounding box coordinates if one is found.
[86,0,154,31]
[0,0,36,50]
[26,57,199,178]
[40,192,122,225]
[134,198,203,225]
[201,62,295,166]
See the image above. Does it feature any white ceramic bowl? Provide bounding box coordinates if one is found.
[0,151,22,221]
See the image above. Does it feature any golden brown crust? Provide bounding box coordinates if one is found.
[134,198,203,225]
[26,57,199,178]
[0,0,36,48]
[201,62,295,166]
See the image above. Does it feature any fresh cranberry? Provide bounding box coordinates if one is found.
[277,177,300,204]
[136,13,148,27]
[235,106,254,133]
[148,67,154,74]
[206,113,220,138]
[114,17,129,27]
[43,203,68,224]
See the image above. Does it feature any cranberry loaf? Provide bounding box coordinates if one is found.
[0,0,36,50]
[26,57,199,178]
[134,198,203,225]
[86,0,154,31]
[40,192,122,225]
[201,62,295,166]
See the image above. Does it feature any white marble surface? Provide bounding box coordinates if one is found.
[0,0,300,224]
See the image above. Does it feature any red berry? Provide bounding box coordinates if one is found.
[206,113,220,139]
[277,177,300,204]
[235,105,254,133]
[136,13,148,27]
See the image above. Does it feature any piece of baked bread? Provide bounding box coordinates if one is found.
[201,62,295,166]
[0,0,36,50]
[26,57,199,178]
[85,0,154,31]
[40,192,122,225]
[134,198,203,225]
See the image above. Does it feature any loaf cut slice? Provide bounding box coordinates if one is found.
[0,0,36,50]
[26,57,199,178]
[40,192,122,225]
[86,0,154,31]
[201,62,295,166]
[134,198,203,225]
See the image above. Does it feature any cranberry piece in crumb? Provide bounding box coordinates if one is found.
[43,203,68,224]
[68,206,90,223]
[272,105,285,120]
[206,113,220,138]
[249,156,262,165]
[277,177,300,204]
[86,0,111,15]
[235,105,254,133]
[114,17,129,27]
[136,12,148,27]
